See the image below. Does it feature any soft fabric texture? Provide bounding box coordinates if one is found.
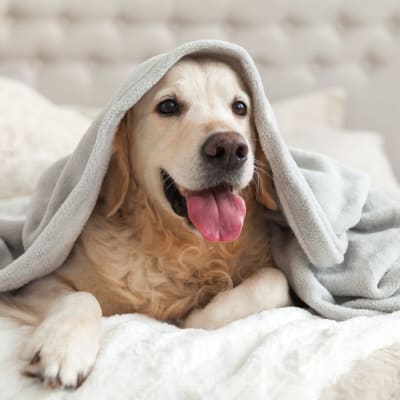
[1,39,400,320]
[1,308,400,400]
[0,78,91,198]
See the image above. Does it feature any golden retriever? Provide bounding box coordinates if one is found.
[1,56,291,389]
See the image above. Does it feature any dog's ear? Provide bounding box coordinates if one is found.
[99,116,131,217]
[252,141,279,210]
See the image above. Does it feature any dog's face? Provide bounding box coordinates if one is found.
[101,56,277,242]
[130,57,255,192]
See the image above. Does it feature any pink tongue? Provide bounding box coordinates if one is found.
[186,188,246,242]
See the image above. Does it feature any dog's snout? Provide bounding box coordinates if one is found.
[201,132,248,170]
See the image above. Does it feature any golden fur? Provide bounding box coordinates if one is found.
[0,57,290,389]
[54,57,279,324]
[58,177,275,323]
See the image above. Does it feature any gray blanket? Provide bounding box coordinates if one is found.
[1,40,400,321]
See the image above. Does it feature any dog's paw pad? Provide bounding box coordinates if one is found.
[21,319,99,390]
[29,351,41,365]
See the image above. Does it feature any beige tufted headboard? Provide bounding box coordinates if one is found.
[1,0,400,176]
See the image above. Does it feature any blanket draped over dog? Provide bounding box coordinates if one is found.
[1,40,400,321]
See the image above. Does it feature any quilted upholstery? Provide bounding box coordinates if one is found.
[0,0,399,175]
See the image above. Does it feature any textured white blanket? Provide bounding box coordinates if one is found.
[1,308,400,400]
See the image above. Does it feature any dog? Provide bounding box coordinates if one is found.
[0,56,292,389]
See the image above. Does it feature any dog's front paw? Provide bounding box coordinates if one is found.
[21,316,100,389]
[183,300,226,330]
[183,308,212,329]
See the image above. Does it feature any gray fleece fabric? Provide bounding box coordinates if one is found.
[1,40,400,320]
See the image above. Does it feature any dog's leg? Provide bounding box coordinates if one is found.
[12,278,102,389]
[183,267,292,330]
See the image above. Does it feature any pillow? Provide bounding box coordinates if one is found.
[282,128,399,191]
[0,78,91,198]
[273,87,347,131]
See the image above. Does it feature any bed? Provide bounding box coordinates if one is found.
[1,1,400,399]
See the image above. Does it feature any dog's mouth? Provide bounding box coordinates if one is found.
[161,170,246,242]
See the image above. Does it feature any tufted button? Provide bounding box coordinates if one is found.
[336,12,362,30]
[284,15,307,30]
[115,13,133,25]
[173,0,229,23]
[62,0,118,20]
[311,55,333,69]
[117,0,173,22]
[86,55,101,66]
[8,0,62,18]
[34,50,51,63]
[58,13,75,28]
[229,0,286,24]
[387,14,400,33]
[363,51,385,73]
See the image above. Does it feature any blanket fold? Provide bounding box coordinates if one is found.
[1,39,400,320]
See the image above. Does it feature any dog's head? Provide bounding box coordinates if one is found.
[100,56,277,242]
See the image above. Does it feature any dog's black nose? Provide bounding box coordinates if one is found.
[201,132,248,170]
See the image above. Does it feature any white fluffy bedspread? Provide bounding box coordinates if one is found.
[2,308,400,400]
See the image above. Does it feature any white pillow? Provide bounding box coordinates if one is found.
[273,87,347,131]
[0,78,91,198]
[282,128,399,191]
[275,88,399,191]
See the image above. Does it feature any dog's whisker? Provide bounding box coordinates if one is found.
[161,173,177,194]
[164,181,176,193]
[253,170,262,196]
[254,163,272,178]
[254,160,271,171]
[254,166,271,178]
[254,160,271,170]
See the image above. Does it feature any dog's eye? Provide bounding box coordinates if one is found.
[157,99,179,115]
[232,101,247,116]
